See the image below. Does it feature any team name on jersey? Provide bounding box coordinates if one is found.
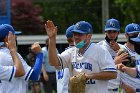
[86,79,96,84]
[72,62,92,71]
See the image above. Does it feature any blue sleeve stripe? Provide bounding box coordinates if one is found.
[103,68,116,71]
[9,66,15,81]
[58,56,64,69]
[25,68,33,81]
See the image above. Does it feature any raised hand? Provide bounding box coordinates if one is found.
[45,20,57,38]
[31,42,42,54]
[6,31,17,52]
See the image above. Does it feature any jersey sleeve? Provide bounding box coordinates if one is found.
[57,48,73,69]
[98,46,116,72]
[17,54,33,81]
[0,65,16,81]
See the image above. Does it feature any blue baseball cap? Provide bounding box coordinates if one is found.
[125,23,140,34]
[71,21,93,34]
[65,25,74,38]
[105,18,120,31]
[131,33,140,43]
[0,24,22,46]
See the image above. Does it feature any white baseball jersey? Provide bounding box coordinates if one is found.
[56,46,73,93]
[0,47,33,93]
[120,45,140,93]
[56,68,70,93]
[0,62,16,81]
[98,40,122,91]
[58,42,116,93]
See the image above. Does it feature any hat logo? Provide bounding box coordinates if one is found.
[76,23,81,29]
[133,25,139,31]
[110,22,115,27]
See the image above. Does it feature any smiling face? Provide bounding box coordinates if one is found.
[73,32,92,48]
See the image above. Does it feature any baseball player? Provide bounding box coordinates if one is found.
[117,23,140,93]
[0,24,43,93]
[45,20,117,93]
[0,31,25,81]
[118,33,140,78]
[98,18,135,93]
[56,25,74,93]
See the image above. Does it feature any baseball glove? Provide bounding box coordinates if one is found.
[117,48,136,67]
[69,73,86,93]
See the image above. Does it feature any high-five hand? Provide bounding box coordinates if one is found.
[45,20,57,38]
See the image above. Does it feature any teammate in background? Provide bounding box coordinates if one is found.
[26,47,41,93]
[41,38,58,93]
[118,33,140,78]
[45,20,117,93]
[0,24,43,93]
[98,18,135,93]
[117,23,140,93]
[56,25,74,93]
[0,31,25,80]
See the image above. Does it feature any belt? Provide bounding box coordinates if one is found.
[136,89,140,92]
[108,88,118,91]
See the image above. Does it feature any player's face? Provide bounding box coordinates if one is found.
[105,30,119,40]
[126,32,139,38]
[73,32,88,44]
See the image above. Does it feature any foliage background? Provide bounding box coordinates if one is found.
[10,0,140,35]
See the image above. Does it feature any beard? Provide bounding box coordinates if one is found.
[105,35,118,44]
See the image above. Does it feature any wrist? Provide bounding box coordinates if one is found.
[9,49,16,52]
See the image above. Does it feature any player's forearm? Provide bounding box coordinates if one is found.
[121,82,135,93]
[123,67,136,78]
[10,50,25,77]
[85,71,117,80]
[29,52,43,80]
[48,37,61,66]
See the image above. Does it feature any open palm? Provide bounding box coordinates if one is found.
[45,20,57,38]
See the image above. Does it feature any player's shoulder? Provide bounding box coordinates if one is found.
[42,46,47,50]
[90,42,106,51]
[97,40,106,45]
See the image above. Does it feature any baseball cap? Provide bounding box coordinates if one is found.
[105,18,120,31]
[65,25,74,38]
[131,33,140,43]
[125,23,140,34]
[71,21,93,34]
[0,24,22,46]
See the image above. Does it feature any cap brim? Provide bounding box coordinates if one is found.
[71,30,87,34]
[0,42,4,46]
[15,31,22,35]
[105,28,120,31]
[126,31,140,34]
[131,38,140,43]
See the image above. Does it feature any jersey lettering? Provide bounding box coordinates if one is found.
[57,69,64,79]
[86,79,95,84]
[72,62,92,71]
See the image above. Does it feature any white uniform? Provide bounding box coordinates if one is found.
[98,40,122,93]
[58,42,116,93]
[0,47,33,93]
[56,46,73,93]
[0,65,16,81]
[120,45,140,93]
